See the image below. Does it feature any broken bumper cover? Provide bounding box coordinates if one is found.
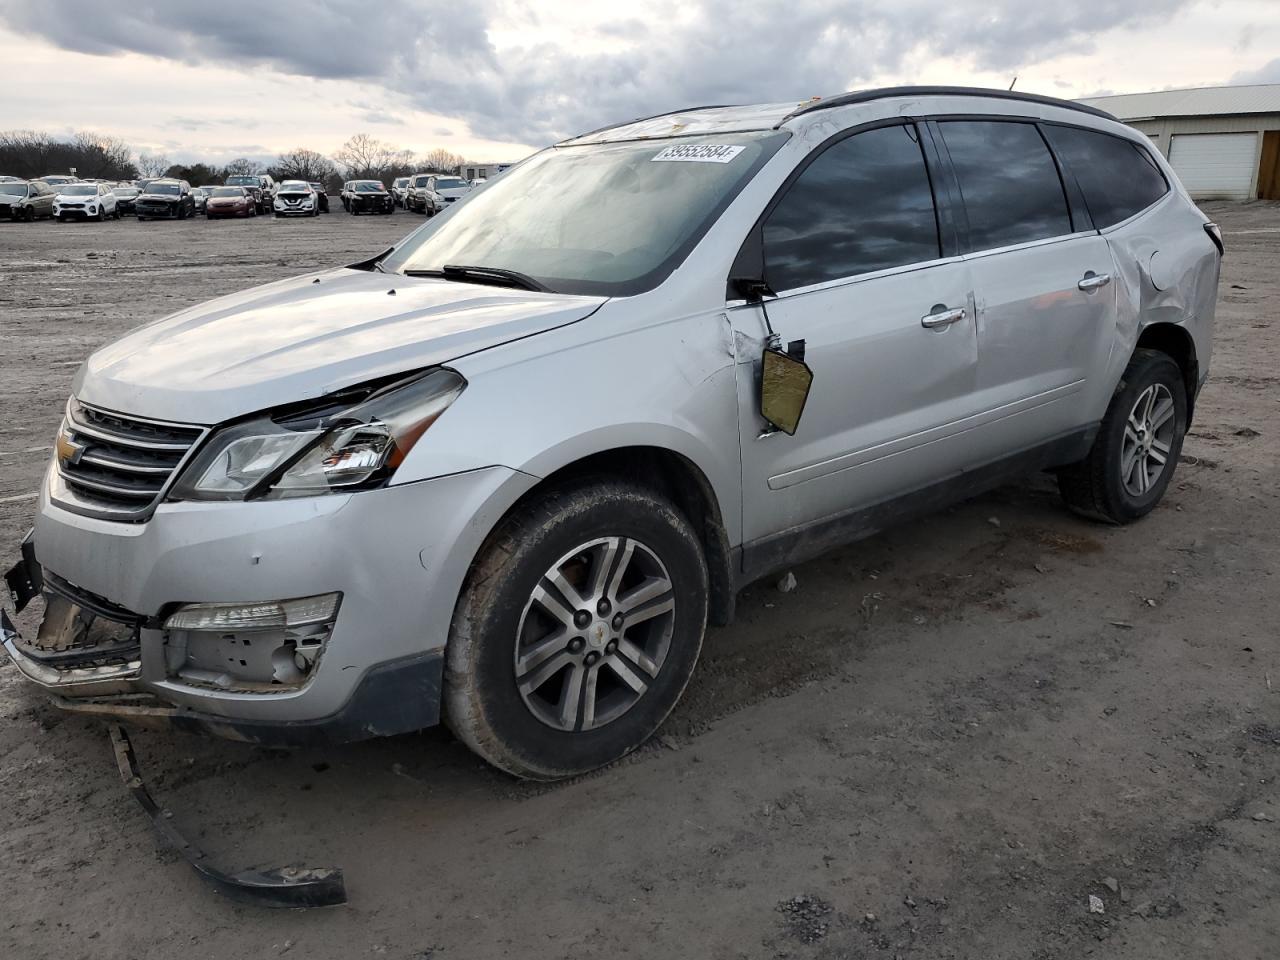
[111,724,347,907]
[5,465,536,743]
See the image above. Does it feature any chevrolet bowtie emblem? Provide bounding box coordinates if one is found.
[55,430,85,466]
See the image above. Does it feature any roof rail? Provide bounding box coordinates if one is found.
[777,86,1116,125]
[563,104,739,144]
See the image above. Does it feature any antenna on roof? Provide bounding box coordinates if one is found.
[1008,76,1018,91]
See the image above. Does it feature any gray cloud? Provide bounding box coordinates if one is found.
[6,0,1195,145]
[1232,56,1280,84]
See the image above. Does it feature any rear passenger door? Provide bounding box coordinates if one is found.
[732,121,983,548]
[933,119,1117,457]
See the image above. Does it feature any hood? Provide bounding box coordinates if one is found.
[437,187,469,199]
[75,267,605,424]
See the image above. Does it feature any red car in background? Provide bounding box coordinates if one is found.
[204,185,257,218]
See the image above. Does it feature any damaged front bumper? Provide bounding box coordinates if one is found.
[4,465,535,744]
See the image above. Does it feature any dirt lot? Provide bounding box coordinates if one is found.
[1,203,1277,959]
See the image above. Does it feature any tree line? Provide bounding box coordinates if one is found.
[1,131,472,190]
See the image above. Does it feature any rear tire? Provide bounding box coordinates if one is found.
[1058,348,1187,524]
[445,481,709,780]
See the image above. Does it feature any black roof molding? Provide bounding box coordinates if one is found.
[564,104,738,144]
[777,86,1116,125]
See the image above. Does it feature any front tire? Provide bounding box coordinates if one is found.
[1058,348,1187,524]
[446,481,709,780]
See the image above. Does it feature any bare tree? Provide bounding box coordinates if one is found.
[69,131,134,178]
[271,147,337,183]
[0,130,58,178]
[421,148,465,174]
[220,157,261,178]
[334,133,400,181]
[0,130,137,180]
[137,153,170,178]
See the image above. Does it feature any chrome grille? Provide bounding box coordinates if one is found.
[54,400,206,522]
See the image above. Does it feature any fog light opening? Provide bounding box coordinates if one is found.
[163,593,341,692]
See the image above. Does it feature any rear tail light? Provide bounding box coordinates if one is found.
[1203,222,1224,257]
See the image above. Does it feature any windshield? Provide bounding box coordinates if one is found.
[279,182,310,192]
[385,132,788,296]
[148,182,180,195]
[394,178,409,187]
[61,184,98,195]
[226,176,257,186]
[434,177,467,190]
[43,176,74,183]
[113,187,139,197]
[354,181,384,192]
[412,176,430,187]
[0,182,27,197]
[210,187,245,198]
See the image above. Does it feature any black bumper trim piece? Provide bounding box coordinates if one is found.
[4,532,42,613]
[110,724,347,908]
[53,650,446,747]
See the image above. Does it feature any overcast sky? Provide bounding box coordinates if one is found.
[0,0,1277,167]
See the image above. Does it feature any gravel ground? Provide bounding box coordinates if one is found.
[1,202,1277,959]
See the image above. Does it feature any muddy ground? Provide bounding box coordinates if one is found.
[1,203,1277,959]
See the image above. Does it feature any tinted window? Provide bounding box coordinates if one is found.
[939,121,1072,250]
[763,124,939,291]
[1043,125,1168,228]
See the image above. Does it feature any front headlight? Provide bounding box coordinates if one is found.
[170,368,466,501]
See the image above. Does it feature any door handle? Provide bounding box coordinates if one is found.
[1078,271,1112,292]
[921,305,966,329]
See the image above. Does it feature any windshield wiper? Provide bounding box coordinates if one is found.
[403,264,550,293]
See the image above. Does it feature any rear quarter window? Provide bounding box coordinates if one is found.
[1043,125,1169,229]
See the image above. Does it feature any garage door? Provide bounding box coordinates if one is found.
[1168,133,1258,200]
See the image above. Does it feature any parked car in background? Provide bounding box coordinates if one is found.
[0,180,55,220]
[258,174,277,206]
[405,172,441,214]
[0,174,22,182]
[273,180,318,217]
[429,175,472,207]
[53,182,119,221]
[391,176,410,207]
[135,179,196,220]
[224,175,266,213]
[204,185,257,218]
[39,174,78,188]
[112,185,141,215]
[345,179,394,215]
[190,188,208,214]
[308,182,330,213]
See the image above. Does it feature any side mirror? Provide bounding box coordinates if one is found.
[759,346,813,436]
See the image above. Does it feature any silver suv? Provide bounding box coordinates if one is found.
[2,87,1221,780]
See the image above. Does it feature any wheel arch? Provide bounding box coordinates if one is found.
[477,445,737,627]
[1134,321,1200,424]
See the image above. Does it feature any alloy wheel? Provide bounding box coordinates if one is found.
[514,536,676,732]
[1121,383,1176,497]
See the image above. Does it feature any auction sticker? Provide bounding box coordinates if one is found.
[651,144,745,163]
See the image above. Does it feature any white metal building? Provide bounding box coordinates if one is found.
[1077,84,1280,201]
[459,161,516,181]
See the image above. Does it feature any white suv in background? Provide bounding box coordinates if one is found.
[273,180,318,217]
[53,182,119,221]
